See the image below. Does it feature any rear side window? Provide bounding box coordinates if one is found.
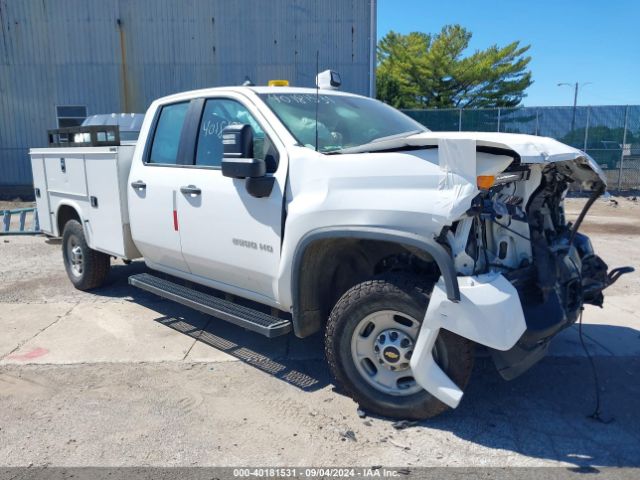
[148,102,189,164]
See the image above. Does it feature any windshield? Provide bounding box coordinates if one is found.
[258,93,428,153]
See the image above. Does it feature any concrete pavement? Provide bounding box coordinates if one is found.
[2,295,638,366]
[0,216,639,468]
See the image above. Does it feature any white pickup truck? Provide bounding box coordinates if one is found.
[30,77,631,419]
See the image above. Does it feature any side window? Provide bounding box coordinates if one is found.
[195,98,278,171]
[148,102,189,165]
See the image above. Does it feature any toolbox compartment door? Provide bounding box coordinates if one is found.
[84,146,139,259]
[30,155,53,234]
[84,154,125,256]
[43,154,87,197]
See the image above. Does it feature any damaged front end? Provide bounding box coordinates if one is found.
[485,163,631,380]
[410,137,633,408]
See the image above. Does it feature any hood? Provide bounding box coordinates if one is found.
[418,131,607,189]
[340,131,607,188]
[412,131,587,163]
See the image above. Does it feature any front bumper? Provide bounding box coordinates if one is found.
[409,273,527,408]
[410,236,632,408]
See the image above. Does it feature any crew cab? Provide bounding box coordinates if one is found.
[30,77,631,419]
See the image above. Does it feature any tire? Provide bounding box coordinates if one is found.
[325,273,474,420]
[62,219,110,290]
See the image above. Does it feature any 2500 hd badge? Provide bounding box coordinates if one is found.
[232,238,274,253]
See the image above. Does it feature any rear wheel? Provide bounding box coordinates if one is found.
[325,273,474,420]
[62,219,110,290]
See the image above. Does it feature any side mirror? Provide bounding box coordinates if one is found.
[222,124,253,159]
[221,124,265,179]
[221,157,266,179]
[220,124,275,198]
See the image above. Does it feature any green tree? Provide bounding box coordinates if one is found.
[376,25,533,109]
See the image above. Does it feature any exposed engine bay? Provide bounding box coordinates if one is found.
[443,159,632,380]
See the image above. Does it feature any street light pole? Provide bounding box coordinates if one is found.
[571,82,579,132]
[558,81,592,134]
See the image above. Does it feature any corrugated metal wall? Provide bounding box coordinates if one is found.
[0,0,375,188]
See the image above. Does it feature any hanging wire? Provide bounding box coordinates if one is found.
[578,308,614,424]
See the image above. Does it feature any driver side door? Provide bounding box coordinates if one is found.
[175,94,287,302]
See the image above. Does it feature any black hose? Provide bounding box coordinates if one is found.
[569,184,605,246]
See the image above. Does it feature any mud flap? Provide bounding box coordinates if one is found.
[410,273,527,408]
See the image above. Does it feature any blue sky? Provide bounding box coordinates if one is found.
[377,0,640,106]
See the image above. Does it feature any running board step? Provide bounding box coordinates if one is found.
[128,273,291,338]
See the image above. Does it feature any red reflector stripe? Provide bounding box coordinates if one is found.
[173,210,179,231]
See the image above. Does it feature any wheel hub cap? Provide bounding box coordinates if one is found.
[375,329,413,371]
[68,241,83,276]
[350,310,423,396]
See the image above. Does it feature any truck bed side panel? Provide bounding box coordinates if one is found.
[29,146,140,259]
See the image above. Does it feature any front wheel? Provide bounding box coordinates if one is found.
[325,273,474,420]
[62,219,110,290]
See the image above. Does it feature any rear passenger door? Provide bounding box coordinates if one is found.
[128,101,195,274]
[175,94,287,300]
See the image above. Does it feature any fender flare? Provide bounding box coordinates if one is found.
[55,201,85,237]
[290,226,460,337]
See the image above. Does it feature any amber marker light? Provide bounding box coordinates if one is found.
[476,175,496,190]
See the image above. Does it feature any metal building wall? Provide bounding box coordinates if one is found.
[0,0,376,188]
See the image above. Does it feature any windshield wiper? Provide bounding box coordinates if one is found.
[328,129,425,154]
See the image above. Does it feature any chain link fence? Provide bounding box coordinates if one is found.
[404,105,640,191]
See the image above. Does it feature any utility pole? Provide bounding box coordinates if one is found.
[558,81,592,135]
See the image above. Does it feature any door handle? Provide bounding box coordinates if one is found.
[180,185,201,196]
[131,180,147,190]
